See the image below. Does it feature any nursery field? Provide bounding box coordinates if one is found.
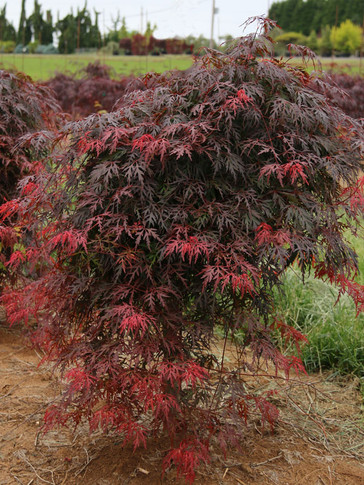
[0,53,364,81]
[0,53,194,80]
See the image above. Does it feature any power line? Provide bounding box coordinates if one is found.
[120,0,209,20]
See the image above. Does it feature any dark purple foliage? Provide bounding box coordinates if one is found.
[320,72,364,119]
[0,70,60,202]
[45,61,146,119]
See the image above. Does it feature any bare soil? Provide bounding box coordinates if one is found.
[1,324,363,485]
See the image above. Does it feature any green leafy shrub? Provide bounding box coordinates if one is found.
[0,40,15,53]
[331,20,362,56]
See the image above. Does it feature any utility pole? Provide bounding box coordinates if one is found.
[140,6,144,34]
[209,0,217,49]
[332,3,338,58]
[77,15,80,51]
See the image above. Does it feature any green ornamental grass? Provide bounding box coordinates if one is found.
[273,230,364,378]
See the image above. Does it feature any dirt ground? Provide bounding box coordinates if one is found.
[1,324,363,485]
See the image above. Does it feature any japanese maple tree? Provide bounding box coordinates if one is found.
[319,72,364,119]
[45,61,145,119]
[0,69,60,202]
[0,69,60,278]
[1,18,364,483]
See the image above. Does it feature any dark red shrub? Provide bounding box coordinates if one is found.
[318,72,364,119]
[0,70,60,279]
[1,19,364,482]
[131,33,149,55]
[46,62,145,119]
[0,70,60,202]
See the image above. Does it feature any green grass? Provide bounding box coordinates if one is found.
[1,52,363,81]
[286,56,364,75]
[0,53,195,81]
[273,228,364,378]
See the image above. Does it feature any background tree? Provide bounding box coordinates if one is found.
[306,30,319,52]
[106,13,132,41]
[75,5,100,49]
[57,6,101,53]
[273,31,308,56]
[29,3,54,45]
[41,10,54,45]
[318,25,332,56]
[29,0,43,43]
[184,33,215,53]
[269,0,364,35]
[89,8,101,49]
[56,13,77,53]
[0,6,16,42]
[17,0,31,45]
[119,16,130,39]
[106,11,121,44]
[331,19,362,55]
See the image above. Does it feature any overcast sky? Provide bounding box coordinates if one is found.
[3,0,272,41]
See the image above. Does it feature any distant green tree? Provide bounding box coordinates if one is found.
[89,9,101,49]
[318,25,332,56]
[105,15,136,44]
[331,19,362,55]
[119,17,129,38]
[42,10,54,45]
[57,5,101,53]
[307,30,318,51]
[274,31,308,56]
[17,0,31,45]
[76,6,100,49]
[56,13,77,53]
[107,12,121,43]
[291,0,313,35]
[184,34,215,53]
[275,31,308,45]
[307,0,326,33]
[29,0,43,43]
[0,5,16,42]
[269,0,364,35]
[269,0,300,32]
[75,6,91,49]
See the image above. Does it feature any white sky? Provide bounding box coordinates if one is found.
[2,0,271,41]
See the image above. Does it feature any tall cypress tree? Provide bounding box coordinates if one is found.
[0,5,16,42]
[41,10,53,44]
[30,0,44,43]
[17,0,26,45]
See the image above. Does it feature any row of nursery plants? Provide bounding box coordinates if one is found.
[44,62,146,119]
[43,61,364,121]
[0,18,363,483]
